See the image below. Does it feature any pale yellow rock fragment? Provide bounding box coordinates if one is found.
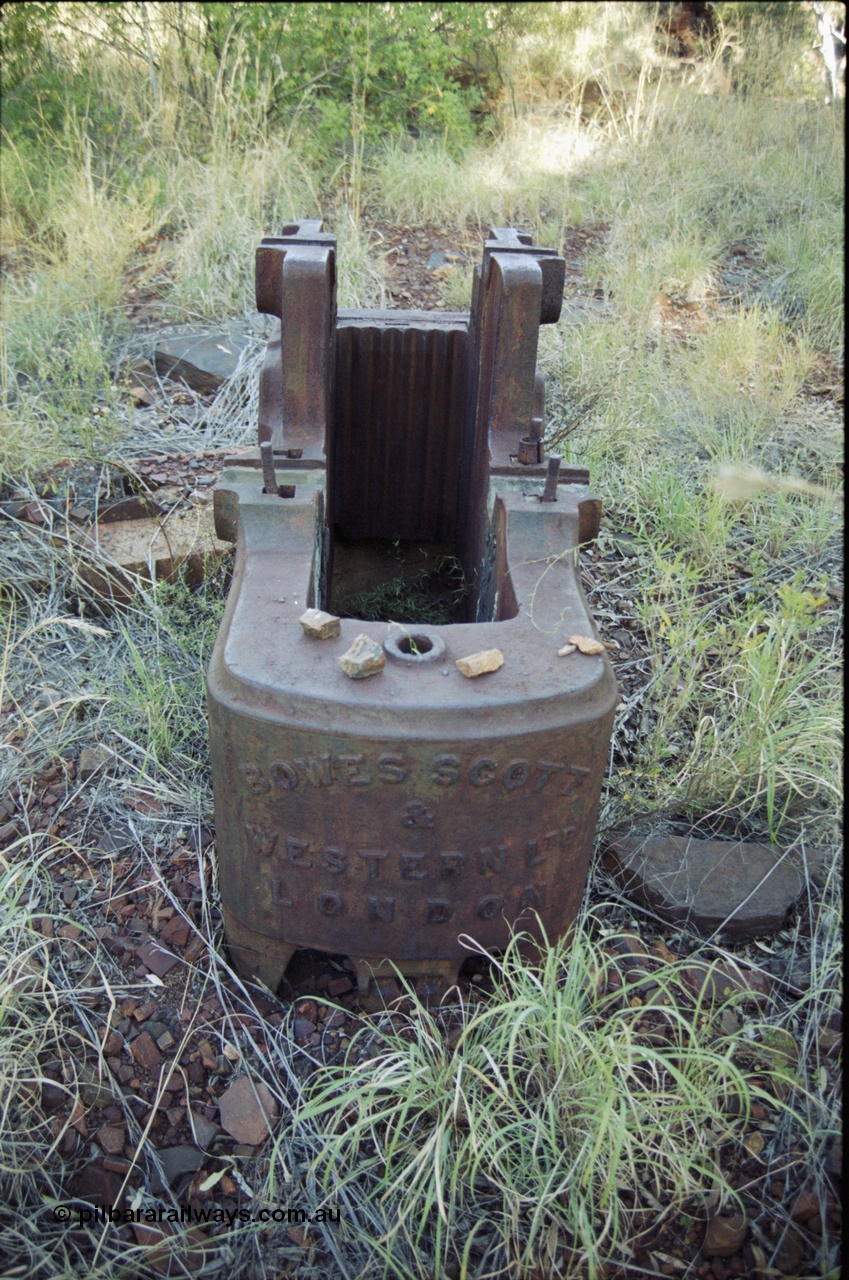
[455,648,504,678]
[299,608,341,640]
[557,643,577,657]
[568,634,606,655]
[339,633,385,678]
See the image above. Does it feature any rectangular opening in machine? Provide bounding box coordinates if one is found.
[328,532,469,625]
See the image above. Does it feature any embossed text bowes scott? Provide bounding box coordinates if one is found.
[240,752,591,795]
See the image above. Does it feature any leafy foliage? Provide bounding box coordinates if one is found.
[1,2,509,155]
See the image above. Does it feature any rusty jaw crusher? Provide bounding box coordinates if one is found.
[207,220,617,1006]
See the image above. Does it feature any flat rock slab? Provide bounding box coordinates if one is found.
[602,835,823,937]
[218,1076,279,1146]
[154,331,251,394]
[79,506,231,601]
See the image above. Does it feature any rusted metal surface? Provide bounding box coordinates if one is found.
[333,313,469,544]
[208,222,617,1006]
[259,440,278,495]
[255,220,336,460]
[540,455,562,503]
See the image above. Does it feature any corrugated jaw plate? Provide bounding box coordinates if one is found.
[208,221,617,1006]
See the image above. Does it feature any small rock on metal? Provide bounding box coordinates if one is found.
[455,649,504,678]
[339,634,385,678]
[568,633,606,655]
[299,608,341,640]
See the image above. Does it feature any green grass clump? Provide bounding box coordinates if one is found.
[85,569,228,790]
[336,554,467,625]
[163,137,321,319]
[296,921,809,1279]
[617,547,842,839]
[0,131,165,477]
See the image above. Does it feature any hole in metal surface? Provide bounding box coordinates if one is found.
[384,629,446,665]
[398,634,433,655]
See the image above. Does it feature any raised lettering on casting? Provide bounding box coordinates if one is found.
[240,754,591,795]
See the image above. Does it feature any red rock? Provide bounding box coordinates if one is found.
[124,789,165,816]
[78,745,116,781]
[136,940,180,978]
[327,976,353,997]
[131,1032,162,1070]
[605,932,651,966]
[183,935,206,964]
[72,1161,124,1208]
[774,1227,805,1273]
[218,1076,280,1145]
[197,1039,217,1070]
[22,501,47,526]
[703,1214,747,1257]
[791,1191,820,1223]
[651,938,679,963]
[101,1029,124,1056]
[69,1100,87,1135]
[682,959,770,1005]
[97,1125,126,1156]
[160,915,191,947]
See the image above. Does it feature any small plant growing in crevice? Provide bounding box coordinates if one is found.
[337,553,467,625]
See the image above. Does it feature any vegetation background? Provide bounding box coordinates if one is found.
[0,3,843,1278]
